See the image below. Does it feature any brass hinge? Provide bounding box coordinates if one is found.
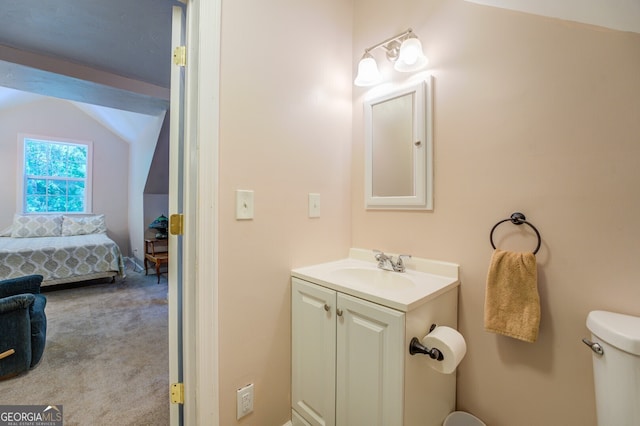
[173,46,186,67]
[170,382,184,404]
[170,214,184,236]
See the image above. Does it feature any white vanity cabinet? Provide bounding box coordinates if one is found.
[292,277,404,426]
[291,251,461,426]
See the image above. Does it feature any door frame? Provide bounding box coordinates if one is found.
[181,0,222,424]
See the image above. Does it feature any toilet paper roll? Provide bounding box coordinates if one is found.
[422,326,467,374]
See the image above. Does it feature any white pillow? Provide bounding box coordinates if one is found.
[0,224,12,237]
[61,214,107,236]
[10,214,63,238]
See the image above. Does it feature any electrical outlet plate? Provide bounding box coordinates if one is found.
[236,383,254,419]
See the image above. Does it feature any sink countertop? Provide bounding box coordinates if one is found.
[291,248,460,312]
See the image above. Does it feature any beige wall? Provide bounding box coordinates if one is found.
[0,98,130,251]
[352,1,640,425]
[217,0,353,424]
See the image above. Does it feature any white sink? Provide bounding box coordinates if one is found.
[292,250,460,312]
[328,266,415,290]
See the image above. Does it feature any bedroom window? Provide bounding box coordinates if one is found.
[20,137,93,214]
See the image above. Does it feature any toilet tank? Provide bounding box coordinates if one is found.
[586,310,640,426]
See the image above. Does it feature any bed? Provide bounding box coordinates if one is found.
[0,214,126,286]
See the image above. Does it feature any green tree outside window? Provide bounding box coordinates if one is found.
[24,139,89,213]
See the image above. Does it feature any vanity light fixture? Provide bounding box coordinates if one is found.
[354,28,428,87]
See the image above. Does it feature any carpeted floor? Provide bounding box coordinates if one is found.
[0,267,169,426]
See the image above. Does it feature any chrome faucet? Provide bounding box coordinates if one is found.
[373,250,411,273]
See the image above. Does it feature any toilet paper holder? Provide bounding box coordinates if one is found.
[409,324,444,361]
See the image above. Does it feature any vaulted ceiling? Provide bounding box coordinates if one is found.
[0,0,180,87]
[465,0,640,34]
[0,0,182,115]
[0,1,181,197]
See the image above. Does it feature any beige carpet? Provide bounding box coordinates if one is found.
[0,268,169,425]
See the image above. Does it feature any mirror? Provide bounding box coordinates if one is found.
[364,77,433,210]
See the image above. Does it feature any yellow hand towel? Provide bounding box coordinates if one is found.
[484,249,540,343]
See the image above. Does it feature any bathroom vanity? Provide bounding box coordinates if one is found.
[291,249,460,426]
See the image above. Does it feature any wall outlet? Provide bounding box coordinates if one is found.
[236,383,254,419]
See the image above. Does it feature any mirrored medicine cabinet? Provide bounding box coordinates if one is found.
[364,77,433,210]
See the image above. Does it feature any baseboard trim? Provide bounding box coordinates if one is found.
[124,256,144,273]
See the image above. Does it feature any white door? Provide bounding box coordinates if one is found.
[292,278,337,426]
[169,4,186,425]
[336,293,405,426]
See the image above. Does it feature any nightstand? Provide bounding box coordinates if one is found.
[144,239,168,284]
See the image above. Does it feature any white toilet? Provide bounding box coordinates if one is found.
[585,310,640,426]
[443,411,486,426]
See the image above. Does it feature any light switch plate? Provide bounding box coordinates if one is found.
[308,193,320,218]
[236,190,254,220]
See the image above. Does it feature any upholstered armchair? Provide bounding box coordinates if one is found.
[0,275,47,379]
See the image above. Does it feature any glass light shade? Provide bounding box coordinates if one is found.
[354,54,382,87]
[394,37,428,72]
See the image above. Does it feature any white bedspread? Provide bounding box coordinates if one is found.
[0,234,125,285]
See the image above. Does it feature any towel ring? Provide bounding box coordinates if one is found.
[490,212,541,255]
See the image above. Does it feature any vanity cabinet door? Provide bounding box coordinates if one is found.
[292,278,337,426]
[336,293,405,426]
